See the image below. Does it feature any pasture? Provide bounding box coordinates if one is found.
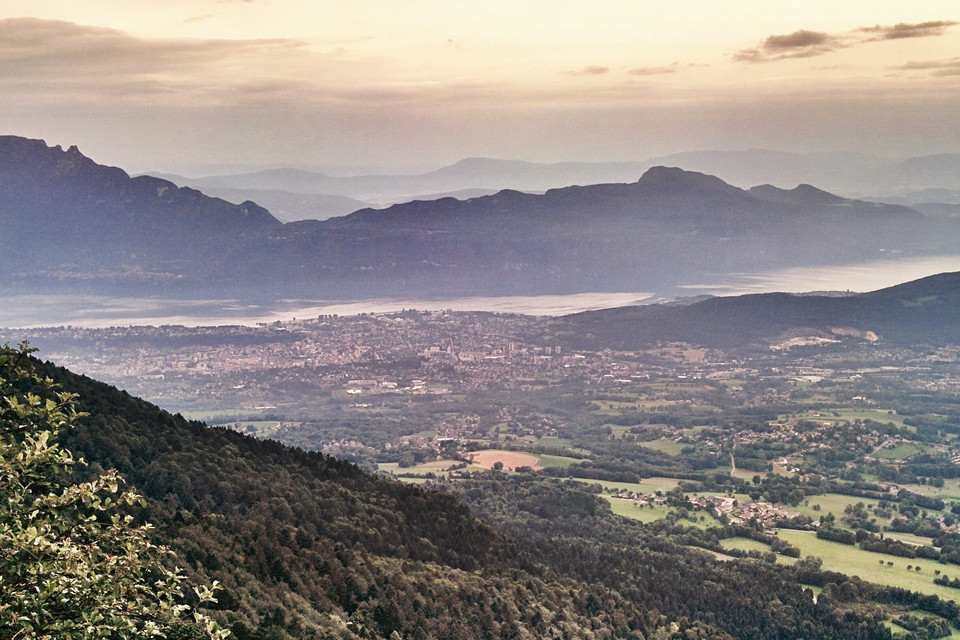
[575,477,682,494]
[777,530,960,602]
[639,439,686,456]
[605,496,723,529]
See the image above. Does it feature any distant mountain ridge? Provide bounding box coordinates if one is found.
[147,156,650,215]
[555,271,960,350]
[0,135,282,295]
[149,149,960,221]
[2,135,957,301]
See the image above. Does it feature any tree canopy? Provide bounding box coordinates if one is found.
[0,343,226,639]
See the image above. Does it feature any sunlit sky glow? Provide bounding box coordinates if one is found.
[2,1,959,173]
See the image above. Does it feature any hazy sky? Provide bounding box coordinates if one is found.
[2,1,959,173]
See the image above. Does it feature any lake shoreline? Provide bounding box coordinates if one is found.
[6,254,960,329]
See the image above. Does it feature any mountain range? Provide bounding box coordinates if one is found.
[3,135,959,301]
[149,150,960,220]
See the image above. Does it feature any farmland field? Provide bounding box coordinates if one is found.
[719,537,772,554]
[792,493,885,520]
[469,449,541,470]
[777,530,960,602]
[605,496,723,529]
[873,442,925,460]
[574,477,682,494]
[537,453,581,468]
[639,439,686,456]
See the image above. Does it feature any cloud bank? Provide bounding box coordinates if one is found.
[735,20,958,63]
[563,65,610,76]
[860,21,958,41]
[894,57,960,77]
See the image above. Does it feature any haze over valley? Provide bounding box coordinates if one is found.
[5,135,960,326]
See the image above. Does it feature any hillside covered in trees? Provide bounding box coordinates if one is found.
[38,357,668,639]
[1,354,919,639]
[15,352,960,639]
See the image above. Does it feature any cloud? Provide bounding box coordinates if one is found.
[563,65,609,76]
[735,21,958,63]
[733,29,843,63]
[627,63,678,76]
[893,57,960,77]
[0,18,307,86]
[764,29,835,51]
[860,20,958,40]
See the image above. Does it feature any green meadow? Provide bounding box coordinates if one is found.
[604,496,723,529]
[574,477,682,494]
[639,439,686,456]
[777,530,960,602]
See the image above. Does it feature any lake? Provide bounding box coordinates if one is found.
[679,254,960,296]
[4,254,960,328]
[0,292,656,328]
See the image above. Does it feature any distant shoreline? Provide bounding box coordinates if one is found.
[0,291,655,329]
[6,254,960,329]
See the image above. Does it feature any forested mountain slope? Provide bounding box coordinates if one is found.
[41,358,667,640]
[23,356,911,639]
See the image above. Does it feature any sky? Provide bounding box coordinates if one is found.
[2,1,959,174]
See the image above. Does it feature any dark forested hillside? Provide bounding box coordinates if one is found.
[26,356,911,639]
[41,358,669,639]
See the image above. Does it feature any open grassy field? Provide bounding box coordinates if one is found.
[183,410,226,421]
[717,537,799,565]
[792,493,885,521]
[606,499,673,523]
[882,619,960,638]
[873,442,925,460]
[639,439,686,456]
[635,399,680,409]
[469,449,541,471]
[191,410,276,423]
[388,476,430,484]
[719,537,773,554]
[898,478,960,501]
[781,408,905,428]
[793,491,943,526]
[595,400,640,414]
[777,530,960,602]
[605,496,723,529]
[576,477,682,494]
[685,425,713,435]
[832,408,905,427]
[537,453,582,468]
[695,547,736,562]
[884,531,936,547]
[606,424,635,437]
[531,435,573,448]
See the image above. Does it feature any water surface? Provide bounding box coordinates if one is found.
[4,254,959,328]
